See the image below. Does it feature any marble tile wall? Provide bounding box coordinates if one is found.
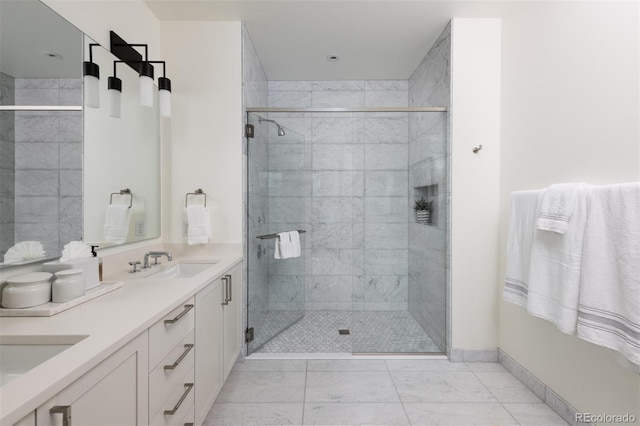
[11,78,83,259]
[0,73,15,255]
[407,23,451,352]
[266,81,410,312]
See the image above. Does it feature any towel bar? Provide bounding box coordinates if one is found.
[109,188,132,208]
[256,230,306,240]
[185,189,207,207]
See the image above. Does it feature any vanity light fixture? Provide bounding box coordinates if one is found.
[108,61,123,118]
[109,31,172,117]
[83,43,100,108]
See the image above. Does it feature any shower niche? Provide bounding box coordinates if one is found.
[414,184,438,226]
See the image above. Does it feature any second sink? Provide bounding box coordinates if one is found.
[144,263,216,279]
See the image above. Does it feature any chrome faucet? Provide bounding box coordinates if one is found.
[143,251,173,268]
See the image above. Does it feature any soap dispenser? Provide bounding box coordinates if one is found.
[91,245,103,281]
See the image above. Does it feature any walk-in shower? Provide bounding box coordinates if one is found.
[246,108,448,355]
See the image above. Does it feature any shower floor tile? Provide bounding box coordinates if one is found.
[255,310,441,353]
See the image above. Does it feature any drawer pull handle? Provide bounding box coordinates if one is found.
[50,405,72,426]
[164,344,194,370]
[225,274,232,302]
[164,304,194,324]
[221,277,229,306]
[185,423,194,426]
[164,383,193,416]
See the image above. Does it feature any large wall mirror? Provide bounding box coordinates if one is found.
[0,0,161,266]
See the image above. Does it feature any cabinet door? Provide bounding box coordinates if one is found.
[194,280,223,425]
[222,264,242,379]
[37,332,149,426]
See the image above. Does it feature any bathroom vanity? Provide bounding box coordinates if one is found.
[0,248,243,426]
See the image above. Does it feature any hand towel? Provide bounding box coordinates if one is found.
[577,182,640,372]
[289,231,301,258]
[504,190,543,308]
[526,184,588,334]
[536,183,588,234]
[187,205,211,245]
[104,204,131,244]
[274,232,293,259]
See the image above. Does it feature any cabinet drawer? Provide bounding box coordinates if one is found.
[149,298,195,370]
[149,330,195,418]
[150,368,194,426]
[179,405,194,426]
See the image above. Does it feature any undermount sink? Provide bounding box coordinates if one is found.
[144,263,216,279]
[0,335,87,386]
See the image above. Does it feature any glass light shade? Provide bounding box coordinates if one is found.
[108,88,121,118]
[83,74,99,108]
[139,75,154,108]
[159,89,171,118]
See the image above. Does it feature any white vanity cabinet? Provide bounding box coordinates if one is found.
[36,331,149,426]
[148,299,196,426]
[222,264,242,379]
[194,263,242,425]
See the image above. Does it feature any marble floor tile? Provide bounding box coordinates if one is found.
[390,371,497,403]
[307,359,387,371]
[503,403,569,425]
[233,359,308,372]
[216,371,306,403]
[303,402,409,425]
[473,372,542,403]
[465,362,508,372]
[403,403,518,425]
[305,371,400,403]
[385,359,470,372]
[204,403,303,425]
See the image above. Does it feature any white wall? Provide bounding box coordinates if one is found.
[42,0,160,58]
[161,21,243,244]
[450,19,502,350]
[499,1,640,419]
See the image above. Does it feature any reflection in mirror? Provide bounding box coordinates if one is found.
[0,0,161,267]
[83,36,161,248]
[0,0,83,264]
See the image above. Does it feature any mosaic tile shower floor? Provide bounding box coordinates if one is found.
[255,310,442,353]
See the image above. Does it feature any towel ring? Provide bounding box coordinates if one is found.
[185,189,207,207]
[110,188,133,208]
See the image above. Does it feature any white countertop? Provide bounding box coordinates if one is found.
[0,245,243,425]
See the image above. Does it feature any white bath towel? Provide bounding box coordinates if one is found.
[526,184,588,335]
[577,182,640,372]
[504,190,543,308]
[187,205,211,245]
[289,231,301,258]
[104,204,131,244]
[274,232,293,259]
[536,183,588,234]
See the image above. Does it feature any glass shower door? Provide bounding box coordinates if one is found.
[246,112,308,354]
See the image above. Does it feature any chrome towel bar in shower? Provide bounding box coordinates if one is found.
[256,230,306,240]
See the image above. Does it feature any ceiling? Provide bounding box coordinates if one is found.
[0,0,82,78]
[144,0,512,81]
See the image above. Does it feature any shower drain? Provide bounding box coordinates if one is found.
[338,329,350,335]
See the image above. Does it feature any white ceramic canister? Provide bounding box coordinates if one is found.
[52,269,85,303]
[2,272,53,308]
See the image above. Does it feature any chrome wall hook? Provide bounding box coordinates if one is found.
[472,145,483,153]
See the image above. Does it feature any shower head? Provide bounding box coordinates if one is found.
[259,117,286,137]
